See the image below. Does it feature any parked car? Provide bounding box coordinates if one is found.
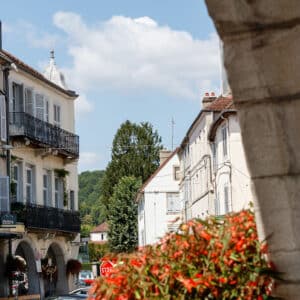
[78,270,94,286]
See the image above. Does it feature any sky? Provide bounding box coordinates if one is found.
[1,0,221,173]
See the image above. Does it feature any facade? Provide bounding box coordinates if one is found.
[178,93,223,221]
[0,50,80,298]
[208,109,253,215]
[179,93,251,221]
[90,222,108,244]
[137,149,181,246]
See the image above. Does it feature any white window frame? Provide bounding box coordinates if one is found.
[25,164,35,204]
[167,192,181,214]
[54,176,64,209]
[221,125,228,160]
[173,166,180,181]
[53,104,61,127]
[24,87,34,116]
[43,170,52,207]
[11,161,23,203]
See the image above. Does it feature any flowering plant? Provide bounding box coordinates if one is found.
[90,210,276,299]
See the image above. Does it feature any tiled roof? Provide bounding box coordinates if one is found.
[179,95,235,149]
[136,148,179,202]
[1,50,78,98]
[206,95,234,111]
[91,222,108,233]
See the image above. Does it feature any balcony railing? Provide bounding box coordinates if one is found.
[9,112,79,158]
[11,201,80,233]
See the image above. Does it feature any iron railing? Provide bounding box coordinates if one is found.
[11,201,80,233]
[9,112,79,158]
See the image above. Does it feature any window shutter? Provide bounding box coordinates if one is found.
[0,95,7,142]
[25,88,34,115]
[45,98,49,122]
[0,176,9,212]
[35,94,44,120]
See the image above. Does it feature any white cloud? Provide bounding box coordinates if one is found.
[9,20,60,49]
[75,93,93,118]
[53,12,220,99]
[79,152,102,172]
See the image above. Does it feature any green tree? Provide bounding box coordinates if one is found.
[108,176,142,253]
[101,120,163,213]
[78,170,106,237]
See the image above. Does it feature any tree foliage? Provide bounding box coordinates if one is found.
[79,170,106,236]
[101,120,163,213]
[108,176,142,253]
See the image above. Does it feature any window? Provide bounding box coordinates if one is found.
[224,183,230,214]
[43,170,51,206]
[222,125,228,159]
[167,193,180,214]
[12,82,24,113]
[70,190,75,210]
[0,176,9,212]
[25,165,35,203]
[35,93,45,121]
[55,176,64,209]
[0,95,6,142]
[11,162,22,202]
[212,142,218,172]
[24,88,34,116]
[173,166,180,181]
[53,104,61,127]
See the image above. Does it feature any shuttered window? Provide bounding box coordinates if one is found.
[167,193,181,214]
[43,170,51,206]
[70,190,75,210]
[24,88,34,116]
[35,94,44,121]
[55,176,64,209]
[53,104,61,127]
[0,95,6,142]
[0,176,9,212]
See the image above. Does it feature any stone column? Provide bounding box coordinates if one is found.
[205,1,300,298]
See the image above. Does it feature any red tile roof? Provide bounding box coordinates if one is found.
[1,50,78,98]
[206,95,234,111]
[91,222,108,233]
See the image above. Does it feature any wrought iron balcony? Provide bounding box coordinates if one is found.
[9,112,79,158]
[11,201,80,233]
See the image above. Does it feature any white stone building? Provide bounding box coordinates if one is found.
[208,106,253,215]
[0,49,80,298]
[137,149,181,246]
[90,222,108,244]
[179,93,252,221]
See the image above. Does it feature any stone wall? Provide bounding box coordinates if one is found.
[205,1,300,298]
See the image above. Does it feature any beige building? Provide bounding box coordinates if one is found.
[0,50,80,298]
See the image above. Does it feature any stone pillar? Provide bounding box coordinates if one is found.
[205,1,300,298]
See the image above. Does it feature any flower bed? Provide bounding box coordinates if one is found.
[91,210,275,299]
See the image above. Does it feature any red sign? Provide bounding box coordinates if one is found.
[100,260,114,277]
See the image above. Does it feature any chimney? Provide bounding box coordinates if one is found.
[159,149,172,165]
[202,91,217,109]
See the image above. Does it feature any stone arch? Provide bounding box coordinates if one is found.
[15,240,40,295]
[43,242,68,297]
